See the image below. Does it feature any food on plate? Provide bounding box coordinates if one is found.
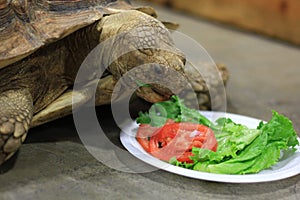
[136,96,299,174]
[137,119,217,163]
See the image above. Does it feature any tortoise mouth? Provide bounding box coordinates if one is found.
[136,85,173,103]
[123,60,191,103]
[150,83,174,98]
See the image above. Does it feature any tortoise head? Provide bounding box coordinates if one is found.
[97,10,189,102]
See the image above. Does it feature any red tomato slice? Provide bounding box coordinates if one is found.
[147,122,217,163]
[136,124,161,152]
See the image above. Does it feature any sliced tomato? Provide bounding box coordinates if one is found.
[148,122,217,162]
[136,124,161,152]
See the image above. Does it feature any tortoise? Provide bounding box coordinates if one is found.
[0,0,228,165]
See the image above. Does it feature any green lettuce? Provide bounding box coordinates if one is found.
[192,111,299,174]
[136,95,213,127]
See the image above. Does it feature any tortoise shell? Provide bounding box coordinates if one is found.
[0,0,155,69]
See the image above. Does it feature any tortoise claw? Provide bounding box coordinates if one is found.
[0,89,33,165]
[0,116,29,164]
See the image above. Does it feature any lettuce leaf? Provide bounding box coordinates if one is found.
[192,111,299,174]
[136,95,213,127]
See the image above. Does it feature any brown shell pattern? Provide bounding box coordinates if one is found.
[0,0,130,69]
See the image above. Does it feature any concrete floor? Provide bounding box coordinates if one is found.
[0,1,300,200]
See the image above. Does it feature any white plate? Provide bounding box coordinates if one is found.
[120,111,300,183]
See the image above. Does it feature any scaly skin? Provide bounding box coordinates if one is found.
[0,89,33,163]
[98,10,187,101]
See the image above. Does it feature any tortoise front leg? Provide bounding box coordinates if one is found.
[0,89,33,164]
